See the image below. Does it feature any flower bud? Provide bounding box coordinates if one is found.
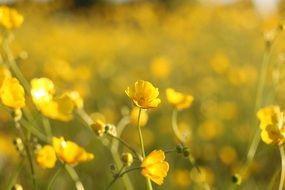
[121,152,133,166]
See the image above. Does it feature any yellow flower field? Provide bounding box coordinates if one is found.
[0,1,285,190]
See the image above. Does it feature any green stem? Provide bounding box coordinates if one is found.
[19,118,48,143]
[64,164,85,190]
[6,160,25,190]
[137,108,153,190]
[47,164,64,190]
[279,146,285,190]
[41,116,52,142]
[171,109,185,143]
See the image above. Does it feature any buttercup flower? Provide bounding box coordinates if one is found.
[52,137,94,166]
[166,88,194,110]
[0,65,11,86]
[257,105,285,145]
[31,78,75,121]
[91,119,106,136]
[31,78,55,106]
[0,6,24,29]
[121,152,134,166]
[0,78,25,109]
[35,145,57,169]
[125,80,161,109]
[141,150,169,185]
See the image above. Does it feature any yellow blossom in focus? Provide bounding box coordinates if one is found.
[0,6,24,29]
[125,80,161,109]
[257,105,285,145]
[35,145,57,169]
[166,88,194,110]
[141,150,169,185]
[31,78,55,106]
[52,137,94,166]
[131,107,148,127]
[0,78,25,109]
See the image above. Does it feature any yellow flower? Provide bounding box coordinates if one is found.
[0,65,11,86]
[31,78,55,106]
[0,78,25,109]
[125,80,161,109]
[257,105,285,145]
[141,150,169,185]
[66,91,84,109]
[121,152,134,166]
[0,6,24,29]
[166,88,194,110]
[31,78,75,121]
[35,145,57,169]
[52,137,94,166]
[91,119,106,136]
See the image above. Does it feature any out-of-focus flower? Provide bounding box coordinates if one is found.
[35,145,57,169]
[166,88,194,110]
[91,119,106,136]
[11,184,23,190]
[66,91,84,109]
[131,107,148,126]
[0,66,11,86]
[0,6,24,29]
[257,105,285,145]
[31,78,55,106]
[141,150,169,185]
[210,53,230,74]
[125,80,161,109]
[218,145,237,165]
[150,56,171,79]
[52,137,94,166]
[31,78,75,121]
[172,169,191,187]
[121,152,133,166]
[0,78,25,109]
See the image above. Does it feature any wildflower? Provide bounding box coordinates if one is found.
[66,91,84,109]
[131,107,148,126]
[141,150,169,185]
[91,119,106,136]
[125,80,161,109]
[31,78,75,121]
[0,65,11,86]
[166,88,193,110]
[121,152,133,166]
[35,145,57,169]
[52,137,94,166]
[257,105,285,145]
[31,78,55,106]
[11,184,23,190]
[0,78,25,109]
[0,6,23,29]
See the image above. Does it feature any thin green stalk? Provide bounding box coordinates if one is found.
[47,164,64,190]
[137,108,153,190]
[6,160,25,190]
[41,116,52,142]
[171,109,185,143]
[279,146,285,190]
[64,164,85,190]
[20,118,48,143]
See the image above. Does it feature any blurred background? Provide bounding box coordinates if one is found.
[1,0,285,189]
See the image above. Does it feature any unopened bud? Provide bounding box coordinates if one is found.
[121,152,133,166]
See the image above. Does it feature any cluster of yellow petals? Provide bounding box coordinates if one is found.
[0,6,23,29]
[0,66,25,109]
[35,145,57,169]
[166,88,194,110]
[125,80,161,109]
[257,105,285,145]
[30,78,83,121]
[141,150,169,185]
[52,137,94,166]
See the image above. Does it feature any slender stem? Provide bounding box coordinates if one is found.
[41,116,52,142]
[171,109,185,143]
[20,118,48,143]
[137,108,153,190]
[64,164,85,190]
[109,133,141,160]
[105,167,141,190]
[15,121,37,189]
[279,146,285,190]
[6,160,25,190]
[47,164,64,190]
